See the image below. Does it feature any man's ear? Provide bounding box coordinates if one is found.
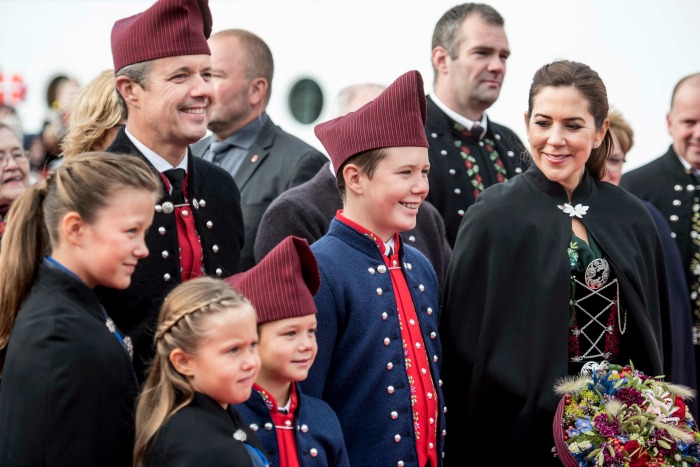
[115,75,139,108]
[61,212,86,247]
[249,77,268,109]
[342,163,363,195]
[169,348,195,376]
[431,46,450,76]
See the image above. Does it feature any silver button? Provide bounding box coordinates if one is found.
[161,250,169,259]
[430,331,436,339]
[408,235,416,242]
[440,150,447,156]
[409,319,415,325]
[377,288,383,296]
[478,141,484,147]
[688,184,695,191]
[199,199,206,207]
[382,312,388,320]
[377,265,387,274]
[264,422,273,431]
[673,199,682,206]
[192,199,199,209]
[507,150,514,157]
[368,267,376,274]
[158,226,166,235]
[405,263,412,270]
[163,273,171,281]
[495,134,501,140]
[310,448,318,457]
[431,133,438,138]
[415,342,422,349]
[515,167,523,174]
[162,202,174,214]
[215,268,223,276]
[418,284,425,292]
[433,355,439,362]
[394,434,401,442]
[250,423,259,431]
[448,169,456,175]
[212,245,219,253]
[387,386,395,394]
[155,204,163,213]
[387,362,393,370]
[182,209,189,217]
[206,220,213,229]
[391,411,398,419]
[458,209,465,216]
[427,307,433,315]
[670,215,679,222]
[384,337,390,346]
[301,424,309,432]
[398,462,405,467]
[454,188,461,195]
[674,184,683,191]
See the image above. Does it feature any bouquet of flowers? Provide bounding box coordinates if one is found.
[552,362,700,466]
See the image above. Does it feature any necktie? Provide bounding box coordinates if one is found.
[163,168,186,205]
[207,140,233,164]
[470,123,484,140]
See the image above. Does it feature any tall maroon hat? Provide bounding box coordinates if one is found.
[225,236,320,324]
[111,0,213,73]
[315,69,429,176]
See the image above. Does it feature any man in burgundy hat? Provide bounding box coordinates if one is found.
[226,236,350,467]
[97,0,244,384]
[300,70,446,467]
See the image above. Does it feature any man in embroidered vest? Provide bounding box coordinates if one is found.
[97,0,245,383]
[300,70,446,467]
[427,3,529,247]
[620,71,700,401]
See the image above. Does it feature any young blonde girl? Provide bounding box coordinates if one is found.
[134,276,270,467]
[0,152,161,467]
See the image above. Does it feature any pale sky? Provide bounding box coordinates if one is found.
[1,0,698,171]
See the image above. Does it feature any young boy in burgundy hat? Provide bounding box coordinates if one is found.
[301,70,446,467]
[226,236,350,467]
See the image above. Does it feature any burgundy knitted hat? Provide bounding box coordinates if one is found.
[111,0,213,73]
[315,69,429,176]
[225,236,320,324]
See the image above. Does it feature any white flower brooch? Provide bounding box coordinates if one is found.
[557,203,589,218]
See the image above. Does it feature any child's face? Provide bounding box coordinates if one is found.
[349,146,429,241]
[256,314,318,388]
[185,304,260,408]
[74,187,154,289]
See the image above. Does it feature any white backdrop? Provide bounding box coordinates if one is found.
[1,0,698,172]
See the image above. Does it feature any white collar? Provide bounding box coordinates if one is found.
[125,128,188,172]
[430,93,488,136]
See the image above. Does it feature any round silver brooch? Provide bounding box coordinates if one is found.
[584,258,610,290]
[161,201,174,214]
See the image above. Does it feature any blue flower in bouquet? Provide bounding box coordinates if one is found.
[552,362,700,467]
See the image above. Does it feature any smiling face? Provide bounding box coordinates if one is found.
[256,314,318,395]
[525,86,607,198]
[667,77,700,170]
[0,127,30,208]
[180,304,261,408]
[343,146,430,241]
[70,187,155,289]
[125,54,213,159]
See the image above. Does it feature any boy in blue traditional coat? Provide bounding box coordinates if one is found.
[300,70,446,467]
[227,236,350,467]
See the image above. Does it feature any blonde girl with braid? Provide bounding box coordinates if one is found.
[0,152,161,467]
[134,276,270,467]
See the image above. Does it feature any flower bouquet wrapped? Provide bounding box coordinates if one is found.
[552,362,700,466]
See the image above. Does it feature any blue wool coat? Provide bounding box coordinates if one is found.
[301,220,446,467]
[235,385,350,467]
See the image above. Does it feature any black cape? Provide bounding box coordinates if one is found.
[439,164,672,465]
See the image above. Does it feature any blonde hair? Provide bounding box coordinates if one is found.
[0,152,161,361]
[60,70,123,158]
[608,109,634,153]
[133,277,253,467]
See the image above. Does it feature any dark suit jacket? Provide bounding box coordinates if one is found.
[0,260,138,467]
[192,116,328,271]
[98,127,245,383]
[254,161,452,291]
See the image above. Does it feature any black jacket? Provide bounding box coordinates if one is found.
[97,127,244,382]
